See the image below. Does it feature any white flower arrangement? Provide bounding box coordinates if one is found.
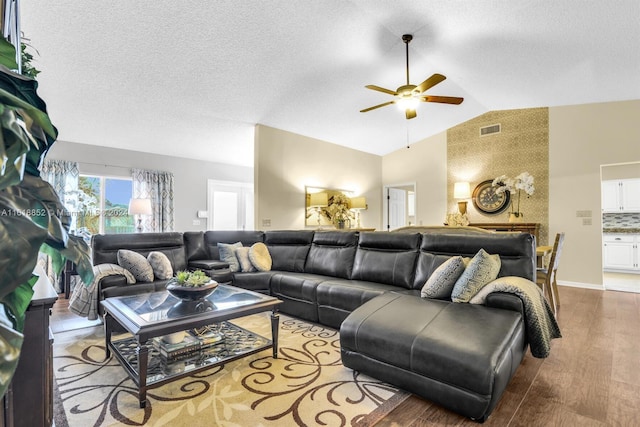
[492,172,535,215]
[324,193,353,224]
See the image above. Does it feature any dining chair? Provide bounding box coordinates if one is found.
[536,232,565,316]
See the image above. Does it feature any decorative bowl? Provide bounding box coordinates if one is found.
[167,280,219,301]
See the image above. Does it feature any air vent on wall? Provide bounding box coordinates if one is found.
[480,124,501,136]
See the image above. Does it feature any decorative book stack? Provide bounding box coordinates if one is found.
[153,327,225,362]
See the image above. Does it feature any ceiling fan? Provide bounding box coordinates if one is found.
[360,34,463,120]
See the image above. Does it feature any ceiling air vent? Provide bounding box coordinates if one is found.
[480,124,501,136]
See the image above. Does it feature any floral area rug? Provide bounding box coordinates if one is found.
[53,313,408,427]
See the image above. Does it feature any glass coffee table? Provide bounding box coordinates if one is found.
[101,284,282,408]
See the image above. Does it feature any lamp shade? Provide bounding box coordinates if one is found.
[128,198,152,215]
[453,182,471,199]
[349,196,367,210]
[308,192,328,207]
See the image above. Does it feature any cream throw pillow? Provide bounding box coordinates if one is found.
[147,251,173,280]
[421,256,466,299]
[249,242,272,272]
[451,249,501,303]
[235,246,256,272]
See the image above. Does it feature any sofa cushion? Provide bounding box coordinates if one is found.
[304,231,358,279]
[183,231,208,261]
[218,242,242,272]
[117,249,154,282]
[265,230,314,272]
[451,249,501,303]
[235,246,256,272]
[421,256,465,299]
[249,242,272,271]
[351,232,420,289]
[147,251,173,280]
[92,232,187,271]
[204,230,265,260]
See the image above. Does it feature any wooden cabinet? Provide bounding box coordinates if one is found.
[603,234,640,272]
[1,270,57,427]
[468,222,540,243]
[602,179,640,212]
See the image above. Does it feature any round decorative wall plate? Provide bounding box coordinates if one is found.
[472,180,511,215]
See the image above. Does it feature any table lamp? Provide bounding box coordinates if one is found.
[453,182,471,215]
[349,196,368,228]
[128,198,152,232]
[308,192,328,227]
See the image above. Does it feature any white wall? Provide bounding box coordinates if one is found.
[254,125,382,230]
[46,140,253,232]
[549,100,640,287]
[381,132,448,227]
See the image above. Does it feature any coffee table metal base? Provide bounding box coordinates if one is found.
[104,311,280,408]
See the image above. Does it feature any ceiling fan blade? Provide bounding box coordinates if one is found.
[365,85,398,96]
[360,100,395,113]
[416,73,446,94]
[405,109,417,120]
[421,95,464,105]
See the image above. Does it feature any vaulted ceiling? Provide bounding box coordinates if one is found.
[21,1,640,167]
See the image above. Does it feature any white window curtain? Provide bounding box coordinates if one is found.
[131,168,175,232]
[40,159,80,292]
[41,159,80,226]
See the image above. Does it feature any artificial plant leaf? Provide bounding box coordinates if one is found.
[0,304,23,399]
[0,86,56,140]
[0,190,48,301]
[1,276,37,333]
[0,104,32,189]
[0,38,18,70]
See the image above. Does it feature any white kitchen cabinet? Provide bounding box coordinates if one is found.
[602,179,640,212]
[603,234,639,272]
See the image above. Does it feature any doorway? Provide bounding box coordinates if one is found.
[600,162,640,293]
[207,180,254,230]
[382,183,416,231]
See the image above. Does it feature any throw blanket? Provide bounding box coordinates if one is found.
[470,276,562,358]
[69,264,135,320]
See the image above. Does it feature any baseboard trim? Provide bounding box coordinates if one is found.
[557,280,603,290]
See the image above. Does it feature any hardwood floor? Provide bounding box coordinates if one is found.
[51,286,640,425]
[375,286,640,426]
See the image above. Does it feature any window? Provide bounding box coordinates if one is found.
[76,175,135,234]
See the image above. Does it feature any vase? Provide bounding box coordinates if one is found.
[335,219,346,229]
[509,212,523,223]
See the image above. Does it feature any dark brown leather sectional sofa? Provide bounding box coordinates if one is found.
[91,229,536,421]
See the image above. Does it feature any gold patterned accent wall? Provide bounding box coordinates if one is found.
[447,107,549,245]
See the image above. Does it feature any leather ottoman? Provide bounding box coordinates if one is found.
[340,292,526,422]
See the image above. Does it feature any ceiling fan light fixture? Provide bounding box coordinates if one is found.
[396,96,419,111]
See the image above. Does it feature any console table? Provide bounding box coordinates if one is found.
[468,222,540,243]
[1,268,57,427]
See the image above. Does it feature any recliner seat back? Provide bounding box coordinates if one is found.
[264,230,315,272]
[304,231,358,279]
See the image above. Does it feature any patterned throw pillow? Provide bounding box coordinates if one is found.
[421,256,466,299]
[235,246,256,272]
[147,251,173,280]
[218,242,242,272]
[451,248,501,303]
[117,249,154,282]
[249,242,272,272]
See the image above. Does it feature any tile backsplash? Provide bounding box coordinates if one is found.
[603,212,640,228]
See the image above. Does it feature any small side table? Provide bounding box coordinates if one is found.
[62,259,78,299]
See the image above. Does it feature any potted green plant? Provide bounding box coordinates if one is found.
[0,36,93,398]
[167,270,218,301]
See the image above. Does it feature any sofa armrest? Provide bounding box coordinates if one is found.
[189,259,230,270]
[98,274,129,290]
[484,292,525,317]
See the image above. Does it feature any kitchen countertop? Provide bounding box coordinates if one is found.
[603,228,640,234]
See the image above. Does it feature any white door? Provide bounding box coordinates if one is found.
[207,180,254,230]
[388,187,407,231]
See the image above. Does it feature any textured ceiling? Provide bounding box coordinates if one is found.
[20,1,640,168]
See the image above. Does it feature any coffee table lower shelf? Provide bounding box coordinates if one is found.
[107,321,275,407]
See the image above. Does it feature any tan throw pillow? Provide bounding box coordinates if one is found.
[249,242,272,272]
[147,251,173,280]
[218,242,242,272]
[451,249,501,303]
[117,249,154,282]
[235,246,256,272]
[421,256,466,299]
